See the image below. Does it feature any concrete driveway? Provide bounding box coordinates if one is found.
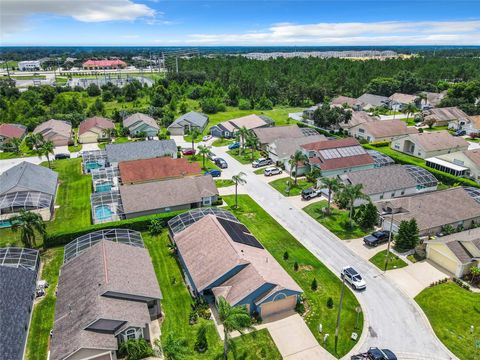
[262,313,335,360]
[344,238,388,261]
[386,261,451,298]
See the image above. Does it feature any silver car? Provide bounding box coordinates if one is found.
[264,167,282,176]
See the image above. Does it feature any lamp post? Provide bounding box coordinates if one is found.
[334,274,346,353]
[383,204,395,273]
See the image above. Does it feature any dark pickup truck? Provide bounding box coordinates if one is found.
[351,347,397,360]
[363,231,391,247]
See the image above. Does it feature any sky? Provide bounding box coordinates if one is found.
[1,0,480,46]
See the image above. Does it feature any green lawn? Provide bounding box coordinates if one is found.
[0,158,92,247]
[216,179,235,188]
[98,136,131,149]
[223,195,363,358]
[227,148,262,164]
[143,232,282,359]
[303,201,371,240]
[423,125,450,132]
[7,75,47,80]
[254,168,266,175]
[416,282,480,360]
[269,177,312,196]
[68,144,82,152]
[212,138,233,147]
[185,154,220,171]
[369,250,408,271]
[25,247,64,360]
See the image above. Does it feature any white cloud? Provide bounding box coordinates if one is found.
[0,0,156,35]
[186,20,480,45]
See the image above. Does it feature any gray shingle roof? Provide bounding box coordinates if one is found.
[169,112,209,129]
[0,248,39,360]
[0,162,58,196]
[123,113,159,130]
[357,93,390,108]
[105,140,177,164]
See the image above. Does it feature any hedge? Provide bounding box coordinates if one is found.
[363,144,480,188]
[43,210,184,248]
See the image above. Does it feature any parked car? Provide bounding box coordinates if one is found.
[205,169,222,177]
[454,130,466,136]
[252,157,273,168]
[208,152,217,160]
[214,157,228,169]
[228,142,240,150]
[341,266,366,290]
[363,231,391,247]
[182,148,196,156]
[264,167,282,176]
[203,135,212,141]
[55,153,70,160]
[351,347,397,360]
[301,188,322,200]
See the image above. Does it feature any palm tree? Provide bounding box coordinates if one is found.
[231,172,247,209]
[197,144,212,169]
[338,184,368,228]
[4,137,22,154]
[402,103,418,122]
[320,177,341,214]
[190,128,200,150]
[159,334,190,360]
[38,140,55,169]
[245,134,258,162]
[288,150,308,185]
[25,133,44,151]
[236,126,250,156]
[217,297,252,360]
[10,210,46,248]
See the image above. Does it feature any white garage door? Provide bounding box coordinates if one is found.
[260,295,297,318]
[428,248,458,276]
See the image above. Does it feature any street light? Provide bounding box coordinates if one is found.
[334,274,346,353]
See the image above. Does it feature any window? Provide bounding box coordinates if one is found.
[359,128,365,133]
[401,190,405,195]
[126,328,137,340]
[394,144,400,150]
[391,193,395,197]
[380,194,384,199]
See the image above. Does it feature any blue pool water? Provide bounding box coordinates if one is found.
[96,184,112,193]
[95,205,113,221]
[86,161,102,170]
[0,220,12,228]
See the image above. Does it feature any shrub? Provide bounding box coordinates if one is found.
[283,251,289,260]
[326,297,334,309]
[294,261,299,271]
[194,323,208,353]
[311,278,318,291]
[118,339,154,360]
[238,98,252,110]
[295,300,305,314]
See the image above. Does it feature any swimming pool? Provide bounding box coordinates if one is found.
[0,220,12,228]
[86,161,102,171]
[96,183,112,193]
[95,205,113,222]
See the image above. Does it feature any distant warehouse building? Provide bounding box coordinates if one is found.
[82,59,127,70]
[18,60,41,71]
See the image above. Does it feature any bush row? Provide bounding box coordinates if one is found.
[43,211,183,248]
[364,144,480,188]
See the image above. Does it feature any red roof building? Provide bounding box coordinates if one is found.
[78,117,115,136]
[0,123,27,144]
[82,59,127,70]
[300,137,375,176]
[119,157,202,185]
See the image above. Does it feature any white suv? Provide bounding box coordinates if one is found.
[264,167,282,176]
[341,266,366,290]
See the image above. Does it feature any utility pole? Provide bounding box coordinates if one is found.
[334,275,346,353]
[384,209,395,272]
[175,56,179,74]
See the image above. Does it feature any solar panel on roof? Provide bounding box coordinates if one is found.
[465,187,480,204]
[217,217,264,249]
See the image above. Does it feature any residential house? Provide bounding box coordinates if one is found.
[0,123,27,147]
[388,93,418,111]
[167,112,209,135]
[252,125,319,149]
[338,165,438,204]
[356,93,389,111]
[210,114,273,138]
[105,140,177,166]
[0,162,58,223]
[448,114,480,135]
[119,157,202,185]
[51,235,162,360]
[339,111,378,131]
[78,116,115,144]
[426,149,480,181]
[300,137,375,177]
[267,134,327,168]
[331,95,360,109]
[426,228,480,277]
[348,119,418,142]
[82,59,127,70]
[119,175,218,218]
[33,119,72,146]
[168,209,302,318]
[376,187,480,236]
[419,91,446,109]
[0,248,39,360]
[390,131,469,159]
[302,104,321,120]
[123,113,159,137]
[423,107,471,127]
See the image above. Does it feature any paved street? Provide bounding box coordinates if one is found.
[214,146,455,360]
